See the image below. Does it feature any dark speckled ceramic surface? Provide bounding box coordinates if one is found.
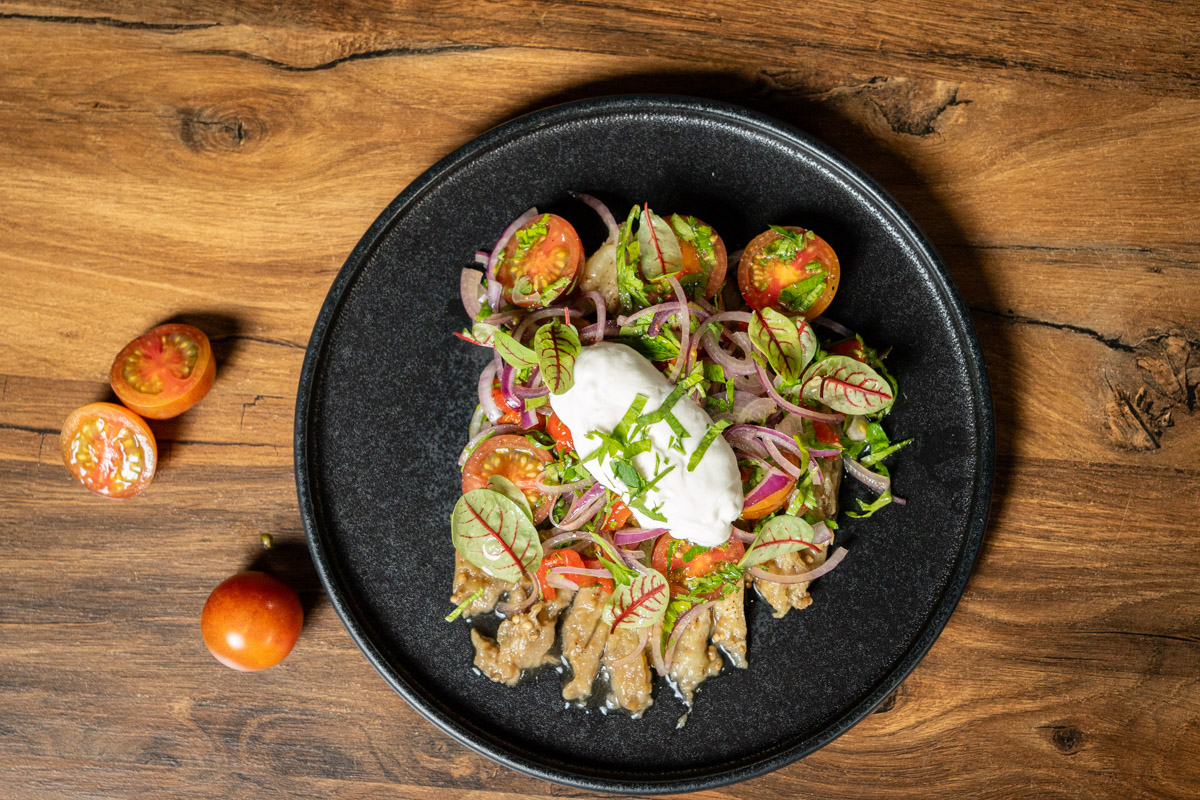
[295,96,993,794]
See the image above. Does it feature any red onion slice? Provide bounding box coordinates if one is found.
[667,275,690,382]
[496,586,539,615]
[612,527,668,546]
[812,316,854,338]
[809,457,825,486]
[754,359,844,423]
[513,306,567,342]
[811,521,833,546]
[535,471,596,495]
[705,311,754,326]
[478,361,502,422]
[764,439,803,479]
[649,621,668,677]
[731,527,757,544]
[742,469,793,509]
[612,626,650,668]
[616,300,680,326]
[549,566,613,580]
[487,207,539,309]
[701,331,756,376]
[457,423,522,467]
[845,457,890,494]
[498,362,523,410]
[460,268,483,319]
[748,546,847,584]
[474,251,489,265]
[570,191,620,243]
[664,602,713,671]
[541,531,587,549]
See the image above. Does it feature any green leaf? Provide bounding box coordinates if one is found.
[515,213,549,250]
[612,459,644,493]
[493,329,539,370]
[444,587,484,622]
[534,320,581,394]
[749,308,814,383]
[739,514,818,568]
[450,488,543,583]
[616,205,650,313]
[687,419,731,472]
[637,205,684,282]
[616,334,678,362]
[486,475,534,524]
[847,492,893,518]
[778,269,827,314]
[602,569,670,632]
[801,355,895,414]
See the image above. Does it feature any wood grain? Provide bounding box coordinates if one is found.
[1,1,1198,797]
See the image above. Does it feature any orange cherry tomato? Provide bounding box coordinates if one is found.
[462,434,554,523]
[110,323,215,419]
[496,213,583,308]
[546,412,575,453]
[579,557,615,593]
[60,402,157,498]
[651,534,745,581]
[672,214,729,299]
[600,498,633,532]
[201,571,303,671]
[741,474,796,520]
[536,549,585,601]
[737,226,840,319]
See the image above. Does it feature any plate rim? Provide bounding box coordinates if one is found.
[294,94,995,794]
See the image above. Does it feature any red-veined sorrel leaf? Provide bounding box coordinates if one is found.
[749,307,816,383]
[801,355,895,414]
[493,329,538,370]
[486,474,534,524]
[636,205,684,282]
[534,319,580,394]
[450,488,542,583]
[739,514,820,569]
[602,569,669,632]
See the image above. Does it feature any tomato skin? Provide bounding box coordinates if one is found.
[812,420,843,447]
[651,534,745,580]
[827,337,868,363]
[496,214,583,309]
[579,557,615,593]
[741,475,795,520]
[462,434,554,523]
[737,226,840,319]
[674,215,728,299]
[600,498,633,532]
[546,412,574,453]
[490,382,545,429]
[201,571,302,671]
[536,549,584,601]
[110,324,215,419]
[60,402,157,498]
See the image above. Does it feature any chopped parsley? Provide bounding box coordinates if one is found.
[514,214,549,250]
[778,266,827,313]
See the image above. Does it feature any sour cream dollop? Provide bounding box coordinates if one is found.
[548,342,742,546]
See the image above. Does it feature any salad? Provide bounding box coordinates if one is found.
[447,195,909,718]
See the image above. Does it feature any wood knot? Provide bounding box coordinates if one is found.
[178,108,260,152]
[1040,724,1085,754]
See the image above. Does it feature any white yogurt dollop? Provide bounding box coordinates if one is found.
[548,342,742,546]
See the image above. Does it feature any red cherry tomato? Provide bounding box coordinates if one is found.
[827,336,868,363]
[579,557,615,593]
[201,572,302,671]
[812,420,843,447]
[671,214,729,299]
[546,412,575,454]
[600,498,633,532]
[737,226,840,318]
[60,402,157,498]
[651,534,745,581]
[110,323,216,419]
[489,382,545,430]
[536,549,584,601]
[462,434,554,523]
[495,213,583,308]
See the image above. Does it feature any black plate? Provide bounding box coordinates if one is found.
[295,95,993,794]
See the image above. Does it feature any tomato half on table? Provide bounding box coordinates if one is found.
[462,434,554,523]
[495,213,584,309]
[651,533,745,581]
[737,225,840,319]
[110,323,216,419]
[669,213,729,299]
[60,402,157,498]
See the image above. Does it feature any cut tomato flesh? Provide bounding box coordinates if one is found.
[61,402,157,498]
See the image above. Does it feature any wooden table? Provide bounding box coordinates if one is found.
[2,1,1197,797]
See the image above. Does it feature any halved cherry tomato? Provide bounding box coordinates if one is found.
[60,402,157,498]
[671,214,728,299]
[580,557,615,593]
[827,336,868,363]
[741,472,796,520]
[110,323,215,419]
[651,534,745,580]
[462,434,554,523]
[546,412,574,453]
[600,498,633,532]
[201,571,302,671]
[496,213,583,308]
[737,226,840,319]
[536,549,585,602]
[812,420,843,447]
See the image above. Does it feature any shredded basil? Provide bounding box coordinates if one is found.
[515,214,549,250]
[778,269,827,313]
[444,587,484,622]
[687,419,732,472]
